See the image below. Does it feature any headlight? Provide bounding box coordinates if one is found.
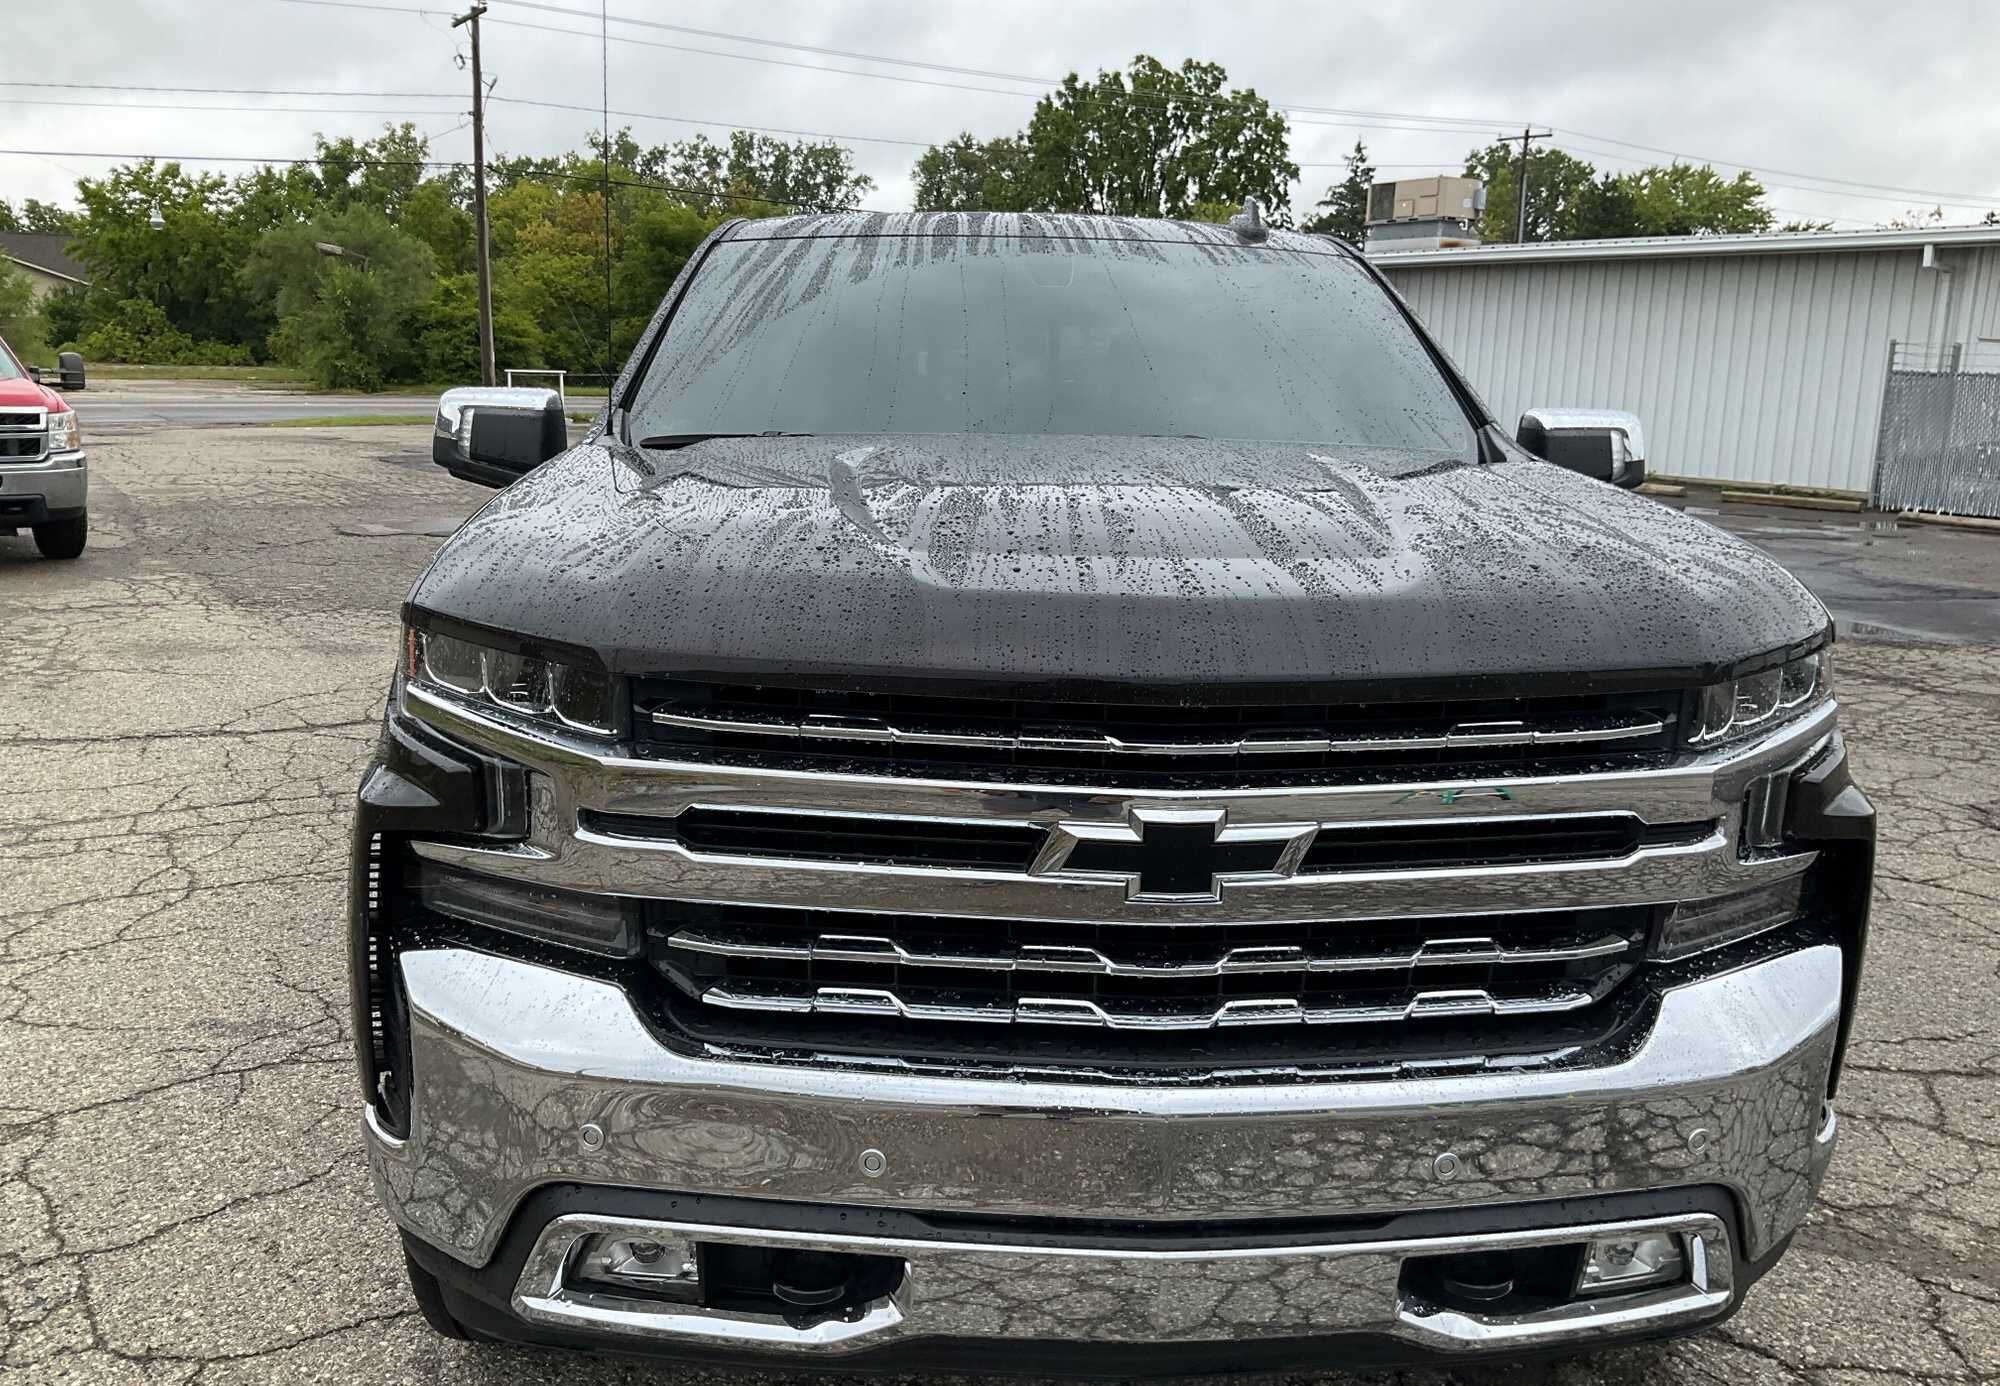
[1688,648,1830,747]
[404,624,620,735]
[46,409,80,453]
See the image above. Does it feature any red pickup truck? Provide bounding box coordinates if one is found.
[0,337,86,559]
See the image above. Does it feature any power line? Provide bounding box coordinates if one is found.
[0,144,833,210]
[0,97,459,116]
[1553,126,2000,206]
[0,81,458,99]
[484,9,1511,137]
[478,5,2000,208]
[490,95,930,147]
[183,1,2000,216]
[267,0,451,15]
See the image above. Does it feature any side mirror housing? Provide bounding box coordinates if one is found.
[1517,408,1647,489]
[432,386,567,488]
[57,351,85,391]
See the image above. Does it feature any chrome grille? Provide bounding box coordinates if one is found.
[632,679,1685,788]
[0,408,47,462]
[398,682,1834,1079]
[584,804,1709,875]
[646,901,1654,1064]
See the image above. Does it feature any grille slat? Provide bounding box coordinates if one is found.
[584,804,1705,876]
[666,926,1632,977]
[633,679,1685,788]
[699,979,1605,1031]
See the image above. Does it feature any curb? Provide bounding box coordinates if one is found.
[1718,490,1865,512]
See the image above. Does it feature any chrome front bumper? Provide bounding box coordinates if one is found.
[506,1209,1739,1355]
[368,941,1842,1286]
[0,451,86,514]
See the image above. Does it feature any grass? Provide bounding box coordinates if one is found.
[87,363,310,385]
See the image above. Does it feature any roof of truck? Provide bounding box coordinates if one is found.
[726,210,1341,253]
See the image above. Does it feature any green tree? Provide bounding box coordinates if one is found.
[39,284,89,349]
[21,199,82,235]
[0,260,47,360]
[243,205,434,388]
[1621,162,1772,235]
[647,131,873,213]
[0,199,81,235]
[913,56,1297,222]
[71,161,255,348]
[411,272,542,383]
[613,201,724,347]
[1573,174,1643,240]
[1301,140,1375,240]
[310,123,432,219]
[401,179,475,274]
[1464,142,1598,243]
[266,266,410,390]
[911,133,1030,211]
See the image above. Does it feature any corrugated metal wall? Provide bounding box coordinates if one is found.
[1380,245,2000,493]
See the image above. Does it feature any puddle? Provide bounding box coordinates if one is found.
[337,518,463,538]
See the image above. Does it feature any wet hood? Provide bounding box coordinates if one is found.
[410,433,1829,697]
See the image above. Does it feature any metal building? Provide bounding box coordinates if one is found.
[1370,225,2000,503]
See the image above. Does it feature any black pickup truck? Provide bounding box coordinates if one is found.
[352,210,1871,1373]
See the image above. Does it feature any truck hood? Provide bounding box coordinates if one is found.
[0,376,66,410]
[410,433,1828,696]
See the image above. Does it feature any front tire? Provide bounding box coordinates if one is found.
[33,513,87,560]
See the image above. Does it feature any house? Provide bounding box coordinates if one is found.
[0,232,89,301]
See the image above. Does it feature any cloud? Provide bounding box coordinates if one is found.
[7,0,1998,227]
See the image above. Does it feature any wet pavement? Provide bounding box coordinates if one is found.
[1,426,1996,1384]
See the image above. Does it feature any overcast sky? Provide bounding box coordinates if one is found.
[8,0,1999,229]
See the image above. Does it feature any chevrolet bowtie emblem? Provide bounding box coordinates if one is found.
[1029,807,1317,902]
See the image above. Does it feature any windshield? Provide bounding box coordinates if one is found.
[0,338,24,382]
[627,232,1476,456]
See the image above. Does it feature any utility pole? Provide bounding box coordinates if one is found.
[1498,126,1552,243]
[600,1,613,389]
[454,3,495,387]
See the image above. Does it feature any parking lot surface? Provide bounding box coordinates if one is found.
[2,425,1996,1384]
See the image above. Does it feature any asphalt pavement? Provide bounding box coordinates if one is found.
[1,421,1996,1384]
[72,379,447,430]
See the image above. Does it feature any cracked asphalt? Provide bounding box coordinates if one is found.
[2,424,1996,1384]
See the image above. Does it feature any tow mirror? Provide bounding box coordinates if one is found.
[1517,408,1646,490]
[57,351,86,391]
[432,386,568,489]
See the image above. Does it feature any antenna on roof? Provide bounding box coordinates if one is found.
[1228,199,1269,244]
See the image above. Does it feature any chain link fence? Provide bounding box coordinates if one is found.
[1873,340,2000,517]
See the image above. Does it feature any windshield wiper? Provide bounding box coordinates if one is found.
[636,430,811,450]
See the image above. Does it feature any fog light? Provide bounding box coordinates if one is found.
[1655,875,1802,961]
[413,862,638,957]
[1577,1232,1685,1295]
[572,1233,701,1301]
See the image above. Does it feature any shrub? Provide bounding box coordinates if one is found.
[79,297,195,363]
